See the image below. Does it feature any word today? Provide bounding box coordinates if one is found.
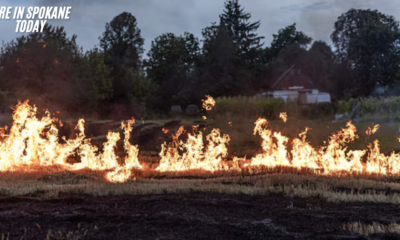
[0,6,72,33]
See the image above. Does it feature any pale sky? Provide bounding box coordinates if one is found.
[1,0,400,55]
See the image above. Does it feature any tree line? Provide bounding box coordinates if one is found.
[1,0,400,117]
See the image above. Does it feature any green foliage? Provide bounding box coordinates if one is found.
[144,32,200,111]
[99,12,145,103]
[214,96,285,119]
[331,9,400,97]
[268,23,312,60]
[199,19,247,97]
[128,68,154,103]
[76,48,113,109]
[300,103,336,119]
[145,32,200,84]
[99,12,144,70]
[221,0,264,64]
[213,97,336,120]
[0,24,82,110]
[338,96,400,121]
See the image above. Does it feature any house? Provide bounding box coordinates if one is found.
[259,65,331,104]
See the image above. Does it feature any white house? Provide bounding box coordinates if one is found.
[259,65,331,104]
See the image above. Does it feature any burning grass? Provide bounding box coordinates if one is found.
[2,96,400,185]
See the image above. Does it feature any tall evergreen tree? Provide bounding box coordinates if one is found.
[199,19,250,96]
[99,12,145,103]
[220,0,264,64]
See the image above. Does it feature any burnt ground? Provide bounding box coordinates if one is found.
[0,193,399,240]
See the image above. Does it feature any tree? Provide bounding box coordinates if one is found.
[254,24,312,90]
[198,19,251,97]
[268,23,312,60]
[221,0,264,64]
[76,48,113,109]
[99,12,145,102]
[145,32,199,84]
[0,25,82,111]
[331,9,400,97]
[302,41,335,92]
[144,32,200,111]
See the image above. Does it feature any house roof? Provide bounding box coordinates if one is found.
[271,65,315,90]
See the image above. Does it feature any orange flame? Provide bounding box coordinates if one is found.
[366,124,380,137]
[1,98,400,183]
[202,95,216,111]
[280,112,287,123]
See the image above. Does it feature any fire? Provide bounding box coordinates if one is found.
[0,100,142,183]
[280,112,287,122]
[202,95,216,111]
[250,118,290,168]
[162,128,169,134]
[2,95,400,183]
[156,125,235,172]
[366,124,379,137]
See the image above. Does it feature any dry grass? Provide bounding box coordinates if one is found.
[2,169,400,204]
[344,221,400,236]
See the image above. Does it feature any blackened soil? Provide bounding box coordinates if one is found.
[0,193,399,240]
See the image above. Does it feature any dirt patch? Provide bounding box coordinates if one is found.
[0,192,397,239]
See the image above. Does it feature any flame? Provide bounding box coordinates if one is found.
[106,119,141,183]
[249,119,372,174]
[250,118,290,168]
[162,128,169,134]
[1,98,400,183]
[280,112,287,123]
[0,101,142,183]
[202,95,216,111]
[366,124,380,137]
[156,126,234,172]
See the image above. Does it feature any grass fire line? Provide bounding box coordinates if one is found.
[0,96,399,183]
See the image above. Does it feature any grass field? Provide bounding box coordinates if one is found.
[1,169,400,239]
[1,110,400,239]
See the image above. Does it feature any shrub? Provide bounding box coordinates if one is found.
[337,96,400,121]
[213,96,335,119]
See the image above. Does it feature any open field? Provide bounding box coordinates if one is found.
[1,171,400,239]
[2,106,400,239]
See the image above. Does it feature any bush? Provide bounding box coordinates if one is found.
[300,102,336,119]
[213,96,335,119]
[214,96,285,119]
[337,96,400,121]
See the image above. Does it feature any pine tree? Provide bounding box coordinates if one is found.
[220,0,264,63]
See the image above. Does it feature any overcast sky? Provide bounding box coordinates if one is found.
[1,0,400,55]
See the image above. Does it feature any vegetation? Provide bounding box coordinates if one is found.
[1,1,400,118]
[337,96,400,121]
[212,96,336,120]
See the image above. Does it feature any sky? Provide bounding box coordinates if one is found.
[1,0,400,55]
